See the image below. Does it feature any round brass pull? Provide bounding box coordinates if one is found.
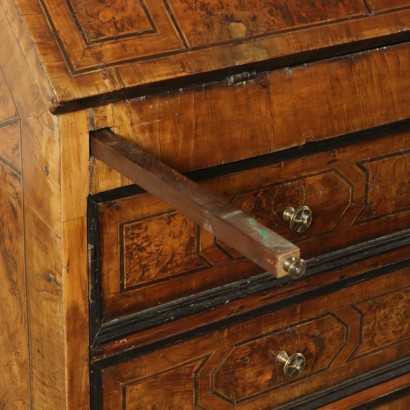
[283,256,306,279]
[283,206,313,233]
[276,351,306,378]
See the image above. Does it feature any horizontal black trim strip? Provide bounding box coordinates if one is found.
[307,230,410,274]
[52,32,410,114]
[91,249,410,365]
[90,119,410,204]
[92,230,410,346]
[352,385,410,410]
[278,358,410,410]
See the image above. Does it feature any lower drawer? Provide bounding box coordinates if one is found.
[92,260,410,409]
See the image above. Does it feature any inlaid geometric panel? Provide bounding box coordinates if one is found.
[68,0,155,43]
[217,170,352,259]
[122,360,203,409]
[102,356,209,410]
[351,287,410,358]
[37,0,369,73]
[39,0,184,72]
[120,211,212,291]
[211,314,347,404]
[356,150,410,222]
[167,0,366,47]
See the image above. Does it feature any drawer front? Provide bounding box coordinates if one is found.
[90,126,410,321]
[90,43,410,194]
[93,263,410,409]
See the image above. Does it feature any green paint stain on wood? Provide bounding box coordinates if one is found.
[248,217,289,248]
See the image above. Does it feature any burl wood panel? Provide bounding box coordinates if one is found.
[357,151,410,221]
[121,212,211,290]
[168,0,365,47]
[99,267,410,409]
[352,288,410,358]
[14,0,410,108]
[38,0,183,72]
[91,43,410,192]
[69,0,154,43]
[96,129,410,321]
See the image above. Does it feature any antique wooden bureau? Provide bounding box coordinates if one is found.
[0,0,410,409]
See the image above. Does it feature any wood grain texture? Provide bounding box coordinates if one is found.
[0,3,89,409]
[121,359,203,410]
[368,0,410,12]
[0,159,29,409]
[319,373,410,409]
[60,110,90,222]
[1,0,54,111]
[94,129,410,321]
[0,122,21,173]
[370,394,410,410]
[97,266,410,409]
[0,68,17,123]
[0,4,32,409]
[62,217,90,410]
[59,110,91,410]
[91,43,410,192]
[11,0,410,110]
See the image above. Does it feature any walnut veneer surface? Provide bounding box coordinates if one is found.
[0,0,409,409]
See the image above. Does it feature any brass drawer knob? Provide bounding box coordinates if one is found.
[276,351,306,378]
[283,256,306,279]
[283,206,313,233]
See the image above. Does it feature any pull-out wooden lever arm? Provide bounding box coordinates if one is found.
[91,129,305,278]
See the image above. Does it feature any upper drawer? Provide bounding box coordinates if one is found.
[89,124,410,323]
[18,0,410,112]
[90,43,410,192]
